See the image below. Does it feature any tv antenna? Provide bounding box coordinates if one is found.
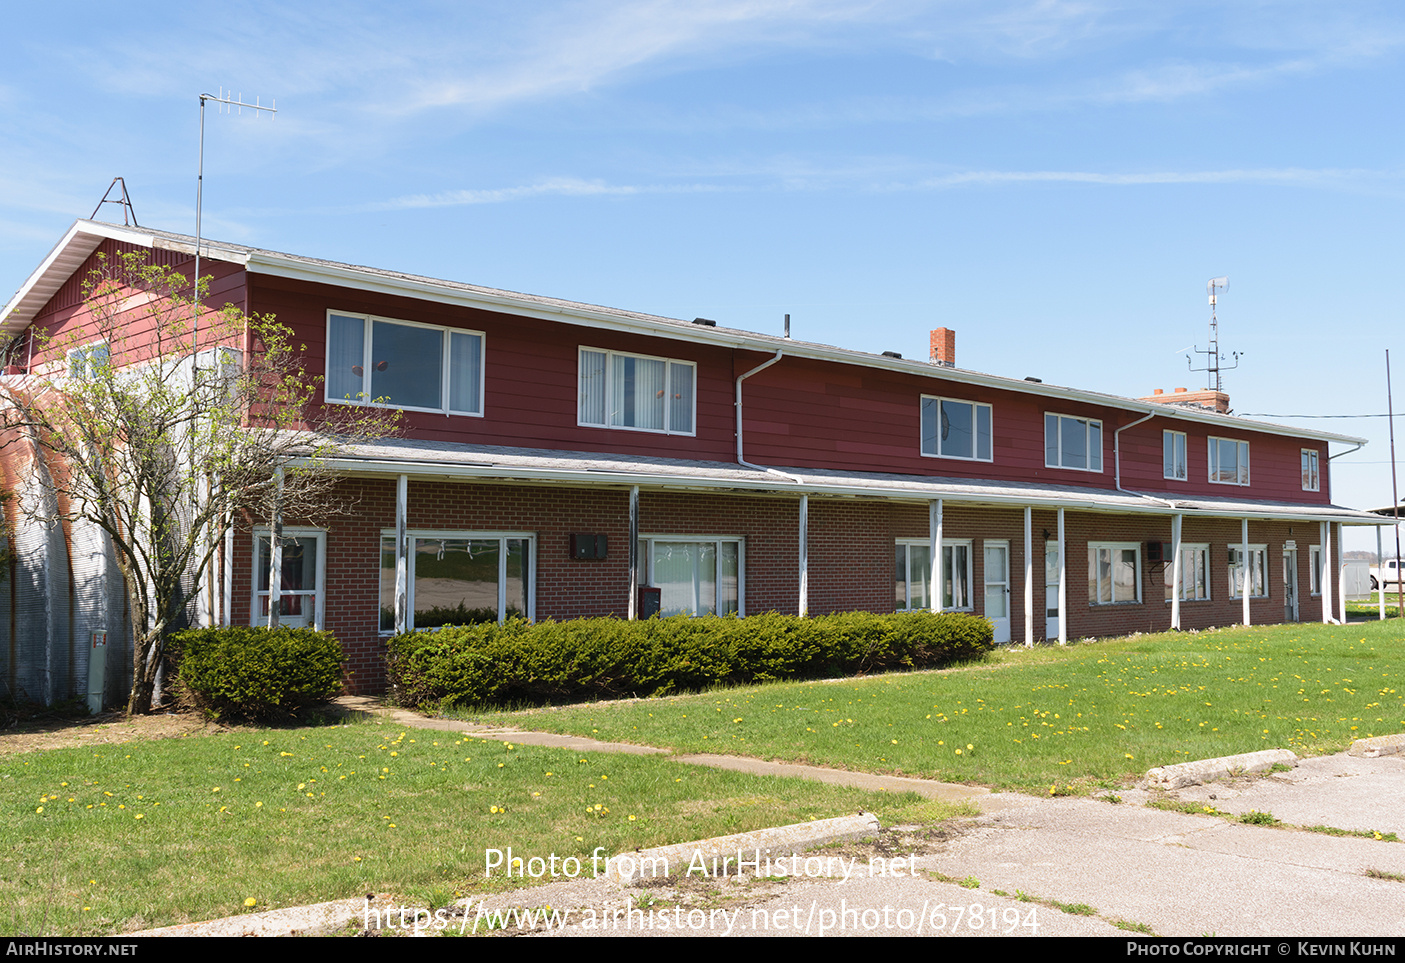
[90,177,138,226]
[1187,276,1241,393]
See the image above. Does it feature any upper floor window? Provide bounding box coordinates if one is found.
[1163,430,1187,481]
[1209,437,1250,486]
[325,311,484,416]
[1302,449,1320,491]
[920,397,992,461]
[67,341,110,381]
[578,348,695,435]
[1045,414,1102,472]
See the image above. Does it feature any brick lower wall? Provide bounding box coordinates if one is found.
[230,478,1341,694]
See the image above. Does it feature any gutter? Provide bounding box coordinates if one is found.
[734,349,803,485]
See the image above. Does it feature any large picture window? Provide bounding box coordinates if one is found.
[894,540,973,611]
[1229,545,1268,599]
[252,528,326,629]
[1045,414,1102,472]
[920,397,992,461]
[637,536,741,616]
[326,311,484,416]
[579,348,695,435]
[379,532,533,632]
[1164,543,1210,602]
[1089,542,1140,604]
[1209,437,1250,486]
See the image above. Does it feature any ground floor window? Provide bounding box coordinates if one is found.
[380,532,534,632]
[1229,544,1268,599]
[252,528,326,629]
[1089,542,1141,604]
[894,540,973,611]
[637,536,742,616]
[1165,543,1210,602]
[1309,545,1323,596]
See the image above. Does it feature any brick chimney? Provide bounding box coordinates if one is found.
[929,328,955,368]
[1139,386,1231,414]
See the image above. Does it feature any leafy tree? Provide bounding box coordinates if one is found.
[2,251,397,714]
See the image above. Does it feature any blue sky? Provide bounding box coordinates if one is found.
[3,1,1402,550]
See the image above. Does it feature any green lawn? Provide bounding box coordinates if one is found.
[2,719,934,936]
[468,621,1405,794]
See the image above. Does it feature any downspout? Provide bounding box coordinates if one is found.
[735,350,803,485]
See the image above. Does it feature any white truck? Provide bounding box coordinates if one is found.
[1369,557,1404,590]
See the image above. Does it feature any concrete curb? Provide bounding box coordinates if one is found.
[1144,748,1297,789]
[133,893,392,937]
[602,812,882,884]
[1348,733,1405,758]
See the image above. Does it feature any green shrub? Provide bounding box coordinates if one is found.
[169,626,346,721]
[385,610,993,710]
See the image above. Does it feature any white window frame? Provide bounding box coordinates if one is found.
[1089,542,1141,605]
[1229,544,1269,599]
[1301,449,1320,492]
[67,340,110,381]
[919,396,993,461]
[1309,545,1323,596]
[251,527,327,629]
[1045,413,1103,472]
[895,539,974,611]
[379,530,535,633]
[637,534,743,616]
[578,347,697,436]
[325,310,485,417]
[1165,543,1210,602]
[1208,436,1251,486]
[1164,430,1187,481]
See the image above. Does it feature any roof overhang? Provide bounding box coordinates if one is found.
[3,220,1369,449]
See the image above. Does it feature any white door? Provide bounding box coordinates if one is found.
[1044,539,1061,640]
[983,540,1011,644]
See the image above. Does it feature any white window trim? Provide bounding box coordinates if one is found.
[67,340,110,381]
[1089,541,1142,605]
[325,310,485,417]
[637,534,744,616]
[1208,436,1251,487]
[1309,545,1323,597]
[380,530,536,633]
[251,527,327,630]
[578,347,697,436]
[1045,413,1103,472]
[1164,543,1210,602]
[1229,544,1269,599]
[920,395,993,462]
[1302,449,1320,492]
[895,538,974,612]
[1164,430,1188,481]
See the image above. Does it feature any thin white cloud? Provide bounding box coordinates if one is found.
[372,176,727,210]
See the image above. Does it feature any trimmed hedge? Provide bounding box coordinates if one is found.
[385,610,993,710]
[168,625,346,721]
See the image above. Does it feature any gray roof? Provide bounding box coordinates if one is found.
[311,436,1387,526]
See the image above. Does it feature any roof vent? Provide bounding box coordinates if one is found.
[692,317,717,327]
[882,350,902,359]
[1024,376,1042,383]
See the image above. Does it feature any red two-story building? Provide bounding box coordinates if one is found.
[0,220,1383,700]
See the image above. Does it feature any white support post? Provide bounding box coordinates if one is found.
[1337,522,1346,624]
[930,500,943,613]
[798,494,809,617]
[267,467,284,629]
[1320,521,1333,624]
[1023,506,1033,647]
[1379,526,1386,620]
[1057,508,1066,645]
[394,474,408,634]
[628,486,639,620]
[1241,518,1251,627]
[1171,514,1183,631]
[223,522,233,627]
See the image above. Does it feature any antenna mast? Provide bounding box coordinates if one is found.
[1187,276,1241,393]
[90,177,138,225]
